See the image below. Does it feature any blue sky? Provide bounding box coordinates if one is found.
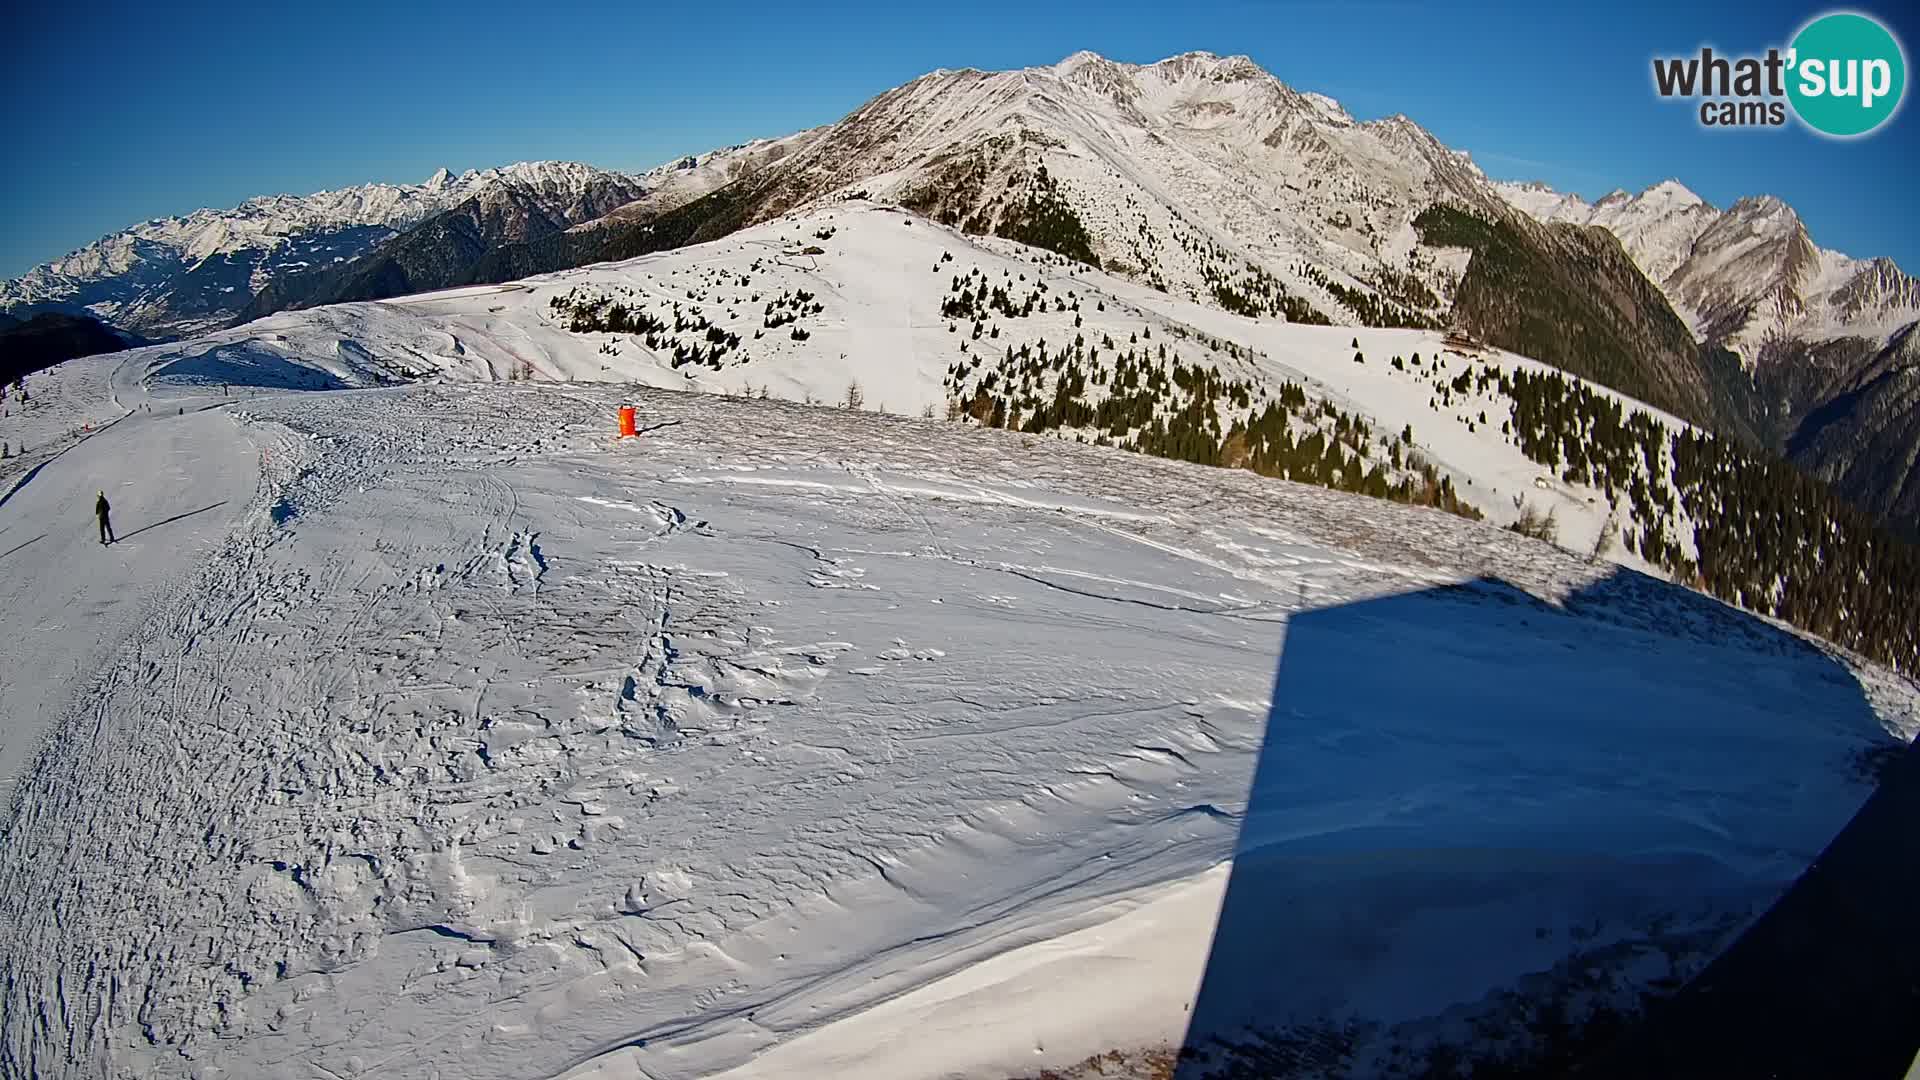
[3,0,1916,278]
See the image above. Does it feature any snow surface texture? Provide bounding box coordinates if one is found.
[0,337,1914,1078]
[0,357,254,797]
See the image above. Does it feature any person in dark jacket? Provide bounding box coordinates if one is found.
[96,490,115,546]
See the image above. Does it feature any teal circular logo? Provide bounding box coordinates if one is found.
[1787,12,1907,136]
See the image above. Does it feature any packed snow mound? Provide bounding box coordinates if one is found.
[0,364,1912,1079]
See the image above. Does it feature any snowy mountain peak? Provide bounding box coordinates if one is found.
[1488,180,1590,220]
[1152,49,1228,69]
[1495,172,1917,369]
[1304,92,1356,125]
[1050,49,1138,98]
[424,167,454,190]
[1642,178,1704,207]
[1047,49,1268,87]
[1725,194,1797,225]
[1054,49,1110,71]
[1124,49,1268,89]
[739,46,1528,322]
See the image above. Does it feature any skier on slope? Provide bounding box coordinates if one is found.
[95,490,115,546]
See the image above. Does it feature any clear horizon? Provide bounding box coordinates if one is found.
[4,0,1916,278]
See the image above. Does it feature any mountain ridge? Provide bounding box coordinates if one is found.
[0,161,647,339]
[1492,177,1917,354]
[6,50,1917,531]
[1491,174,1920,530]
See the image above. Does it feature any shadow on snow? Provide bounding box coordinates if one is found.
[116,501,229,543]
[149,344,350,393]
[1170,567,1910,1079]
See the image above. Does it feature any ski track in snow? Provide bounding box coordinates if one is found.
[0,370,1915,1075]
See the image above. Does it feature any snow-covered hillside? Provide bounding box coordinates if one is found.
[12,50,1917,537]
[0,162,646,339]
[93,203,1712,576]
[6,39,1920,1078]
[2,328,1915,1079]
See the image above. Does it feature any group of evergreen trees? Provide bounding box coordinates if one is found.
[1482,361,1918,671]
[942,267,1058,323]
[903,150,1102,270]
[1503,368,1671,513]
[990,165,1101,269]
[1294,332,1920,670]
[549,280,827,373]
[1117,208,1170,289]
[1218,398,1476,516]
[550,289,668,337]
[761,288,822,330]
[927,245,1484,521]
[1368,264,1442,313]
[1295,263,1438,329]
[1664,430,1918,670]
[1203,259,1332,325]
[944,321,1482,523]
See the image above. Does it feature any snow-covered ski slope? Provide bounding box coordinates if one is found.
[91,203,1704,571]
[0,354,257,800]
[2,209,1917,1078]
[1,339,1916,1079]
